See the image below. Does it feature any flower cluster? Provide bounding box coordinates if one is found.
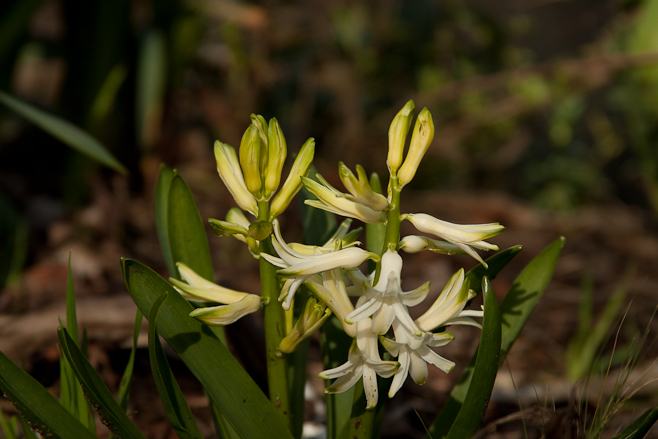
[171,101,504,409]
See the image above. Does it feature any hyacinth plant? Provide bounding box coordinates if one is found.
[2,101,657,439]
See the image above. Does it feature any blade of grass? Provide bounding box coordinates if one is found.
[429,237,564,438]
[0,91,126,173]
[444,277,501,439]
[122,258,294,439]
[611,408,658,439]
[60,254,94,432]
[148,292,204,439]
[0,350,97,439]
[58,327,147,439]
[116,309,143,411]
[0,409,18,439]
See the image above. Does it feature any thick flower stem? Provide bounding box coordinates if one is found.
[382,177,402,253]
[258,202,291,429]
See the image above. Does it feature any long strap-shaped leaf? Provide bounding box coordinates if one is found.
[148,293,204,439]
[428,237,564,437]
[611,408,658,439]
[444,277,501,439]
[0,351,97,439]
[0,91,126,173]
[58,327,147,439]
[122,258,294,439]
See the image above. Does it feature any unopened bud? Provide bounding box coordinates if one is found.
[270,138,315,219]
[249,220,272,241]
[239,124,264,196]
[250,114,269,146]
[387,100,415,175]
[264,118,287,198]
[398,107,434,187]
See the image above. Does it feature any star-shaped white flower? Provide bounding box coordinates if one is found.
[319,317,398,409]
[381,320,455,397]
[345,249,429,336]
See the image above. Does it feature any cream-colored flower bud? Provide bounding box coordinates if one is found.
[387,100,415,175]
[338,163,389,212]
[208,218,249,239]
[214,141,258,215]
[278,297,331,354]
[397,107,434,187]
[250,114,269,146]
[239,124,264,196]
[270,138,315,219]
[189,294,264,326]
[264,118,287,198]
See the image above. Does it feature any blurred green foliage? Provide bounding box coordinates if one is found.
[2,0,658,279]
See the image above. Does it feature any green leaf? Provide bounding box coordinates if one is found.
[499,237,564,360]
[154,164,176,278]
[0,350,97,439]
[0,91,127,174]
[122,258,294,439]
[58,327,147,439]
[18,416,39,439]
[566,267,631,381]
[429,238,563,437]
[444,277,501,439]
[60,253,94,432]
[116,309,144,411]
[167,174,214,281]
[611,408,658,439]
[466,245,523,296]
[148,292,204,439]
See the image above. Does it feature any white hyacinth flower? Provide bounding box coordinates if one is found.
[381,320,455,398]
[404,213,504,268]
[319,316,398,410]
[338,162,390,212]
[345,249,429,337]
[171,262,264,325]
[414,268,483,332]
[260,220,376,310]
[301,175,387,224]
[304,269,357,337]
[398,235,466,256]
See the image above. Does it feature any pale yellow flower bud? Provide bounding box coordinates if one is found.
[214,141,258,215]
[264,118,287,198]
[387,100,415,175]
[278,297,331,354]
[239,124,264,196]
[397,107,434,187]
[270,138,315,219]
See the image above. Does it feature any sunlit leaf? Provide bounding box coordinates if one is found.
[154,164,176,278]
[58,327,147,439]
[122,258,293,439]
[429,237,563,437]
[444,277,501,439]
[0,351,97,439]
[148,292,204,439]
